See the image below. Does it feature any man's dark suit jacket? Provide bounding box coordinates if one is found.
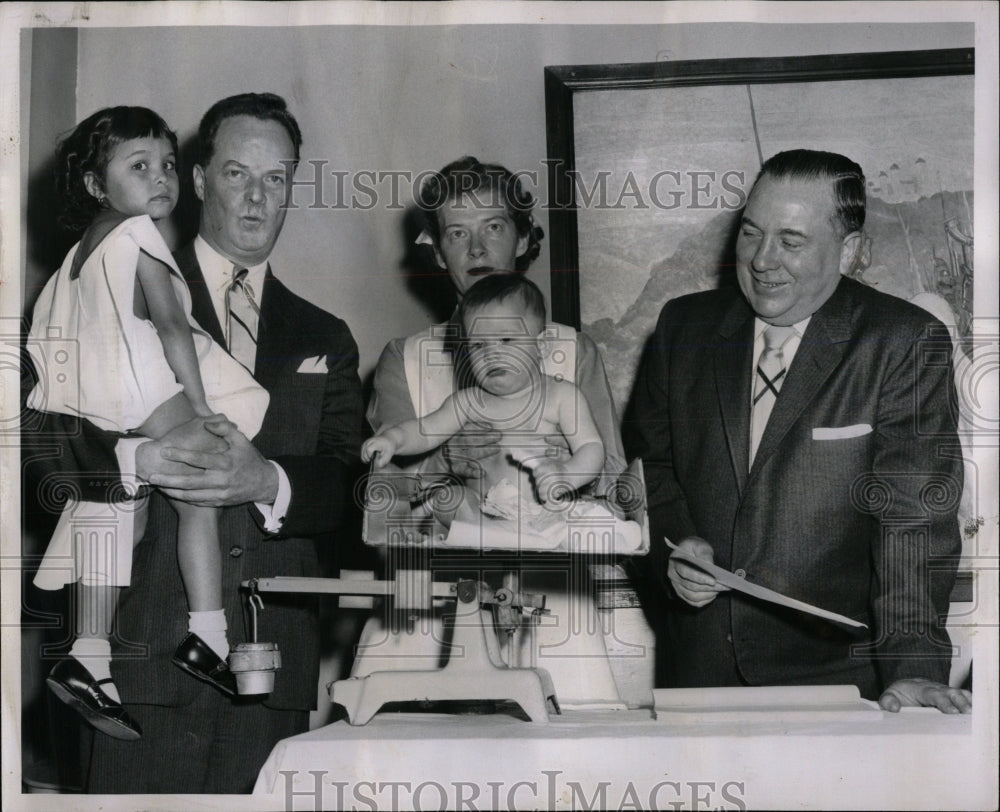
[625,277,962,699]
[23,241,363,715]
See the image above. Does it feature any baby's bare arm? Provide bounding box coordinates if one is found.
[558,381,604,488]
[363,392,468,465]
[511,380,604,500]
[554,380,604,468]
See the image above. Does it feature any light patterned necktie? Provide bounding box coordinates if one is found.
[226,266,260,372]
[750,324,796,464]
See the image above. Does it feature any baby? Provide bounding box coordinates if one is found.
[363,273,604,508]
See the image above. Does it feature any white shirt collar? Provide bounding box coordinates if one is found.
[194,235,268,329]
[753,315,811,342]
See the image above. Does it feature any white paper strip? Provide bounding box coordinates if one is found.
[665,539,868,629]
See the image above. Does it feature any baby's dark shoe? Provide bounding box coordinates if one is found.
[46,658,142,741]
[171,633,237,696]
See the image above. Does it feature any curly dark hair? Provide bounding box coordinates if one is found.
[55,106,179,233]
[417,156,544,272]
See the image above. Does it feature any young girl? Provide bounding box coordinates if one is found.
[27,107,270,740]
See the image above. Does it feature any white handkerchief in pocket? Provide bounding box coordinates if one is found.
[812,424,872,440]
[296,355,328,374]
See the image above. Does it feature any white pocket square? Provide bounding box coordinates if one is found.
[812,424,872,440]
[296,356,327,373]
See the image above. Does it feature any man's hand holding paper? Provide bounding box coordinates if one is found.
[666,539,867,630]
[666,537,730,608]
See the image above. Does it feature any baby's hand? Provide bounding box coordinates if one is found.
[509,449,571,504]
[362,436,396,469]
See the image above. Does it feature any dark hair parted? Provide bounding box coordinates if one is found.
[418,156,544,272]
[758,149,866,237]
[197,92,302,168]
[457,272,548,334]
[55,106,178,233]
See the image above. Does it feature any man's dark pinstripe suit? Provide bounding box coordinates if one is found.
[625,277,961,699]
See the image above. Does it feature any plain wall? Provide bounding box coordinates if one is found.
[26,21,973,380]
[22,28,78,317]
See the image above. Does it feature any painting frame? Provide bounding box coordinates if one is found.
[543,47,975,333]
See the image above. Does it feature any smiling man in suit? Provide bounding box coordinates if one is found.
[625,149,970,713]
[24,93,363,792]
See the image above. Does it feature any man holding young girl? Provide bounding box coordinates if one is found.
[24,93,364,793]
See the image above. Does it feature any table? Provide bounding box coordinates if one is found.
[252,706,989,810]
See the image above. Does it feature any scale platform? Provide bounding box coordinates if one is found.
[361,458,649,554]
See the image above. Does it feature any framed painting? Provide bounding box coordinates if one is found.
[544,48,975,413]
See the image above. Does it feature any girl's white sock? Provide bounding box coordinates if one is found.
[70,636,119,703]
[188,609,230,660]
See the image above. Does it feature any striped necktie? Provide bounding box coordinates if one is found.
[226,266,259,372]
[750,324,795,464]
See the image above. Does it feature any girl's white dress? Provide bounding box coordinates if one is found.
[28,214,267,434]
[27,215,269,588]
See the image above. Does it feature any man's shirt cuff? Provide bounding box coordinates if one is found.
[256,461,290,533]
[114,437,147,497]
